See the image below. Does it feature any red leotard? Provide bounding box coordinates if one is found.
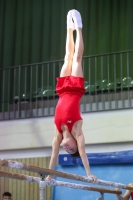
[131,192,133,200]
[54,76,86,133]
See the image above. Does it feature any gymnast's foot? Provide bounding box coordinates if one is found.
[72,9,82,29]
[67,10,75,30]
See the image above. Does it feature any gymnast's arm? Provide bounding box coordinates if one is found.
[116,195,125,200]
[75,129,97,182]
[122,190,132,200]
[116,190,131,200]
[122,183,133,200]
[115,184,133,200]
[47,127,63,179]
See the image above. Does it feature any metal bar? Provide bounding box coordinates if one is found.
[1,159,133,190]
[113,54,117,109]
[40,181,46,200]
[13,67,16,119]
[41,64,44,117]
[101,56,105,110]
[53,62,55,115]
[0,170,122,195]
[120,53,124,108]
[58,62,60,75]
[7,68,10,119]
[126,52,131,107]
[24,66,27,117]
[36,64,38,117]
[47,63,50,116]
[107,55,111,110]
[83,49,133,60]
[30,65,32,117]
[95,57,98,111]
[18,66,21,118]
[1,49,133,71]
[2,69,5,120]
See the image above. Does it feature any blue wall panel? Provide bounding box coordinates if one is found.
[59,150,133,165]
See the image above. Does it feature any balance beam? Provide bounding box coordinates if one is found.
[0,170,122,195]
[1,159,133,190]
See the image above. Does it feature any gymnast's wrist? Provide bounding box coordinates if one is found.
[87,172,91,177]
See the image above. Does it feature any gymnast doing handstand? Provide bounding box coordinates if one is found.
[47,9,97,182]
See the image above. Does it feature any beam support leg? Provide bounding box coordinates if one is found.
[39,181,46,200]
[96,192,104,200]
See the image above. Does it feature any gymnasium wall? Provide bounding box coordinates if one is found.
[1,0,133,68]
[0,109,133,158]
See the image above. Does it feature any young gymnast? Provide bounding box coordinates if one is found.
[48,9,97,182]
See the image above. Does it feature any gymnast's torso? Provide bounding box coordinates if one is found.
[54,76,86,133]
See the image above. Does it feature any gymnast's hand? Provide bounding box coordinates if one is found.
[45,175,54,180]
[88,173,98,184]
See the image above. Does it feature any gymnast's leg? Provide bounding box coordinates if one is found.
[71,10,84,133]
[71,10,84,77]
[60,11,75,77]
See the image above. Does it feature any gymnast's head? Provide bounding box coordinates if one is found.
[61,124,79,156]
